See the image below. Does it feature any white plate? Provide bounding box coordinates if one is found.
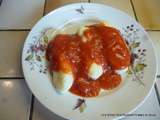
[22,3,157,120]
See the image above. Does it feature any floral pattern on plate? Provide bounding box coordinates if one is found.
[25,33,49,74]
[122,24,147,86]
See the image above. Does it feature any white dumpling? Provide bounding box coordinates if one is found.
[44,28,64,41]
[78,26,89,42]
[52,71,74,94]
[44,28,56,41]
[88,63,103,80]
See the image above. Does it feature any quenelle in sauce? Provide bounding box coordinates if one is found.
[46,23,131,97]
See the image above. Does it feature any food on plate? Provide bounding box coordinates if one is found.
[52,71,74,93]
[46,23,131,97]
[88,63,103,80]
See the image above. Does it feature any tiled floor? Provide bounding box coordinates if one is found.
[0,0,44,29]
[0,0,160,120]
[44,0,88,14]
[0,79,32,120]
[32,98,65,120]
[132,0,160,30]
[0,31,28,77]
[90,0,135,18]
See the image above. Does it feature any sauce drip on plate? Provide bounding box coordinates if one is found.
[46,24,131,97]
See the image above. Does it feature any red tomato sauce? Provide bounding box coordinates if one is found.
[46,24,131,97]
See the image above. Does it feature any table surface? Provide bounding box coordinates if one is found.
[0,0,160,120]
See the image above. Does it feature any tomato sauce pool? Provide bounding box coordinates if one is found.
[46,24,131,97]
